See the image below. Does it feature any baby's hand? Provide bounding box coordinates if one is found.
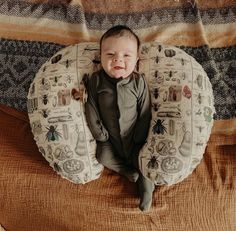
[71,88,81,100]
[71,88,87,102]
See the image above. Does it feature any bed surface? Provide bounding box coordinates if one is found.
[0,1,235,230]
[0,103,235,230]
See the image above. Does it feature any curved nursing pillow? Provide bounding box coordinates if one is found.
[27,42,215,185]
[138,42,215,185]
[27,43,103,184]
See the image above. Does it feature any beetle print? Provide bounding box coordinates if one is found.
[152,119,167,135]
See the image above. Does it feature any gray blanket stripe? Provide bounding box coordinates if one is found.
[0,38,235,120]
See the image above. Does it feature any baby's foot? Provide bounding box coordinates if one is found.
[139,192,152,212]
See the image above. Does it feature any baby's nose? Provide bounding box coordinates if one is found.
[113,55,122,62]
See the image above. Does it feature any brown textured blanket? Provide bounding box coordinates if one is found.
[0,103,235,230]
[0,0,236,230]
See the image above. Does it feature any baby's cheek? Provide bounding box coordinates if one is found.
[129,61,137,71]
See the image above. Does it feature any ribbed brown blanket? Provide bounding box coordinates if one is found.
[0,0,236,230]
[0,105,235,230]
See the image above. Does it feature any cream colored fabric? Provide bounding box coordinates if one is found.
[0,225,6,231]
[27,44,103,184]
[28,42,214,186]
[138,43,215,185]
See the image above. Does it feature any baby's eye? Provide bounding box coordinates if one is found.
[106,53,114,56]
[124,54,131,57]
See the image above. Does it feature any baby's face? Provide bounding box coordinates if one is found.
[101,35,139,78]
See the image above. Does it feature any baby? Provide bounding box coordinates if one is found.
[74,25,155,211]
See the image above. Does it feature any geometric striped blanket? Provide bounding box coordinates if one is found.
[0,0,235,120]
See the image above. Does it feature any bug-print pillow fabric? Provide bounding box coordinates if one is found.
[27,42,215,185]
[27,43,103,184]
[138,42,215,186]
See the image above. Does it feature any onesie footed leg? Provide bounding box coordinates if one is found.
[96,141,139,182]
[120,168,139,182]
[137,175,155,212]
[139,191,153,211]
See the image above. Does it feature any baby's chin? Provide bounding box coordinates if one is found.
[109,71,131,79]
[111,75,125,79]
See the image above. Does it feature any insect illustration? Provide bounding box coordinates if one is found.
[152,71,164,84]
[45,125,62,141]
[196,126,204,133]
[152,119,167,134]
[164,70,177,81]
[41,77,45,85]
[147,155,159,169]
[50,75,62,84]
[41,94,49,105]
[164,49,176,57]
[152,103,160,112]
[153,71,159,79]
[51,54,62,64]
[39,109,50,118]
[197,93,203,104]
[59,59,76,68]
[151,87,160,99]
[53,163,62,173]
[49,75,63,87]
[40,78,50,90]
[176,58,189,66]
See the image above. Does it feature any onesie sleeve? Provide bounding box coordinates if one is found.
[133,74,151,152]
[85,72,109,142]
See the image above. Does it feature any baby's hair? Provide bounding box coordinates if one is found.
[100,25,140,51]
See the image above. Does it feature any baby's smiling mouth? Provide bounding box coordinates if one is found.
[113,66,124,70]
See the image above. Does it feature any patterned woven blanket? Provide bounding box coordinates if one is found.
[0,0,235,120]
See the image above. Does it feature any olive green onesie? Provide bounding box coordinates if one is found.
[85,69,154,211]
